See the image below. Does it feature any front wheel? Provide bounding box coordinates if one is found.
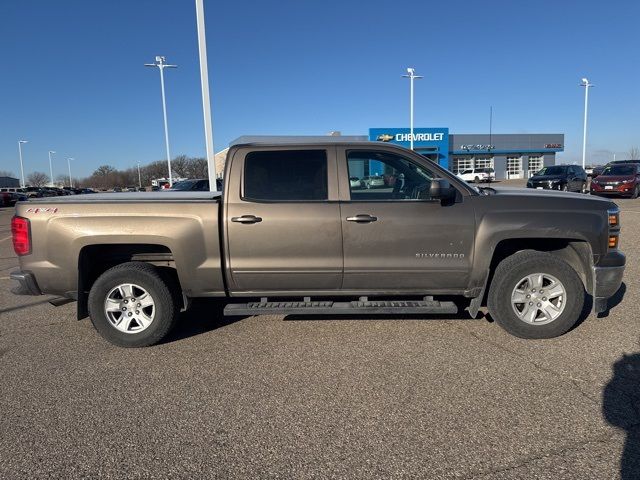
[88,262,179,347]
[632,185,639,199]
[474,176,481,184]
[487,251,584,339]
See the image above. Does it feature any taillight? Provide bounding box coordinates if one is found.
[11,216,31,256]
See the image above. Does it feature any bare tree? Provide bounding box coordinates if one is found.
[171,155,190,178]
[55,174,70,187]
[0,170,15,177]
[27,171,50,187]
[628,147,640,160]
[188,158,209,178]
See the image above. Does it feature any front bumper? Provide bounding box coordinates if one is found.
[527,182,563,190]
[10,270,42,296]
[591,184,635,196]
[592,251,625,313]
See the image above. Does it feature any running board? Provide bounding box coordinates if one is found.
[224,297,458,316]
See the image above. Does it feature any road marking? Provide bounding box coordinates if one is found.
[0,235,11,243]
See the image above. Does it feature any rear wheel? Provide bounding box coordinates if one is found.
[488,251,584,339]
[88,262,179,347]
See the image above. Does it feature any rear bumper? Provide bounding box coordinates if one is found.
[592,251,625,313]
[10,270,42,296]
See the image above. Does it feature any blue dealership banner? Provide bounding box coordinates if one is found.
[369,127,449,168]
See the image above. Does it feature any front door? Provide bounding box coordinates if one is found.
[338,148,476,292]
[226,147,343,292]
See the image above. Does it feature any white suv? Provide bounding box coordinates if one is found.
[457,168,495,183]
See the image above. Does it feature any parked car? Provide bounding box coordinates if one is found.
[11,141,624,347]
[457,168,495,183]
[349,177,361,188]
[167,178,224,191]
[0,192,11,207]
[168,179,209,191]
[590,163,640,198]
[526,165,588,193]
[23,187,58,198]
[113,187,122,192]
[593,160,640,178]
[360,175,385,189]
[0,192,27,207]
[12,192,28,203]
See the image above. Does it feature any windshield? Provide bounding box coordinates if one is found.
[602,165,636,176]
[535,166,566,176]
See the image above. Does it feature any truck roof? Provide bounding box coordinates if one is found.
[231,141,409,149]
[25,191,222,203]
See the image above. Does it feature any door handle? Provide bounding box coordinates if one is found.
[346,214,378,223]
[231,215,262,224]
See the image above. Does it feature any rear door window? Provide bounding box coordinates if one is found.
[244,150,328,201]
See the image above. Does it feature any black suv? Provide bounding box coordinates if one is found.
[526,165,588,193]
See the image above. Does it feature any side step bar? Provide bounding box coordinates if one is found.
[224,297,458,317]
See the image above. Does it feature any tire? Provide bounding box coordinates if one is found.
[487,251,584,339]
[582,182,588,194]
[632,185,639,199]
[474,176,480,184]
[561,184,568,192]
[88,262,179,347]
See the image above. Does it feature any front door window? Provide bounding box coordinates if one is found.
[347,151,436,201]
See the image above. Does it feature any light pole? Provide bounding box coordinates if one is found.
[67,158,73,188]
[402,67,423,150]
[580,78,594,169]
[145,56,177,187]
[18,140,27,188]
[48,151,56,186]
[195,0,217,190]
[137,161,142,188]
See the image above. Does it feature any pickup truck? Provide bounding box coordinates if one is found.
[10,142,625,347]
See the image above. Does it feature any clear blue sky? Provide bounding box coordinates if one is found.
[1,0,639,179]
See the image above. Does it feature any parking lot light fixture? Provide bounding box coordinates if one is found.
[48,151,56,186]
[18,140,28,188]
[137,161,142,188]
[580,78,594,169]
[402,68,423,150]
[67,158,74,188]
[145,56,177,187]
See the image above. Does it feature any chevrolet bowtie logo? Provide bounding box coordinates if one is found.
[376,134,394,142]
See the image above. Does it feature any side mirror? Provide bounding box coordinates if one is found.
[429,178,455,200]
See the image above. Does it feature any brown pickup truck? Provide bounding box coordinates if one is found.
[10,142,625,347]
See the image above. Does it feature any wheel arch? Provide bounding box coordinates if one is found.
[483,238,593,305]
[77,243,182,320]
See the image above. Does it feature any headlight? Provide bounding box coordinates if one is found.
[622,179,634,184]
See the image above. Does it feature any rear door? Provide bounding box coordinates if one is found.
[225,147,343,293]
[338,148,476,292]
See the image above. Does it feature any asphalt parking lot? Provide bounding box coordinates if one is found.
[0,197,638,479]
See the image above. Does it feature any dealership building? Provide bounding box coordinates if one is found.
[369,128,564,180]
[231,129,564,180]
